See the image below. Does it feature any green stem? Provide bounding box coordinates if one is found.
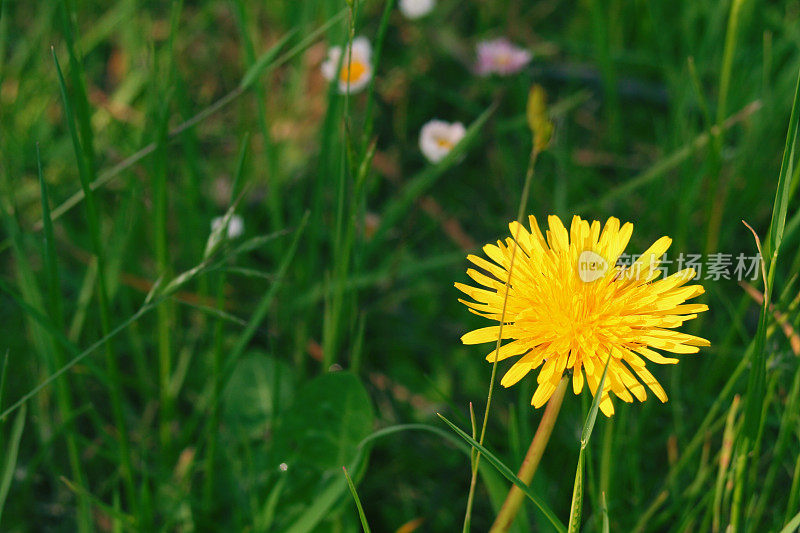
[489,377,569,533]
[462,143,541,532]
[53,47,137,516]
[202,272,226,512]
[38,147,93,532]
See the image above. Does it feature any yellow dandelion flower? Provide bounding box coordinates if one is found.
[456,214,710,416]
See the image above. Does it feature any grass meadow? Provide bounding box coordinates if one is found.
[2,0,800,531]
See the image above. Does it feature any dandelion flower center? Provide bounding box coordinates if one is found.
[456,214,710,416]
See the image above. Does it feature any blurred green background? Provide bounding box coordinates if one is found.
[1,0,800,531]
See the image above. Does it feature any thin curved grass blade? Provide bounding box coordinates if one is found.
[437,413,566,533]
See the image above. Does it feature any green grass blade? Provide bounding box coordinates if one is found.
[744,67,800,441]
[567,449,585,533]
[778,509,800,533]
[0,350,7,410]
[343,466,371,533]
[581,355,611,447]
[569,355,610,533]
[38,143,92,533]
[60,476,136,528]
[239,28,297,91]
[53,44,136,511]
[57,0,96,174]
[766,67,800,257]
[437,413,567,533]
[37,144,64,330]
[283,430,372,533]
[0,403,26,523]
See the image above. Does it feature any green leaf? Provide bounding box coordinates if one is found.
[222,353,294,438]
[437,414,567,533]
[273,371,374,472]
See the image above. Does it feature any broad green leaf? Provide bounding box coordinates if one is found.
[223,353,294,437]
[272,371,374,472]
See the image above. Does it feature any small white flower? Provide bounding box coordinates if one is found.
[475,38,532,76]
[211,214,244,239]
[399,0,435,19]
[419,120,466,163]
[321,37,373,94]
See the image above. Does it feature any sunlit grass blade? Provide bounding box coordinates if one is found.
[713,395,740,531]
[343,466,371,533]
[601,492,610,533]
[568,451,585,533]
[778,509,800,533]
[580,356,610,447]
[437,413,567,533]
[743,67,800,444]
[766,67,800,258]
[786,455,800,525]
